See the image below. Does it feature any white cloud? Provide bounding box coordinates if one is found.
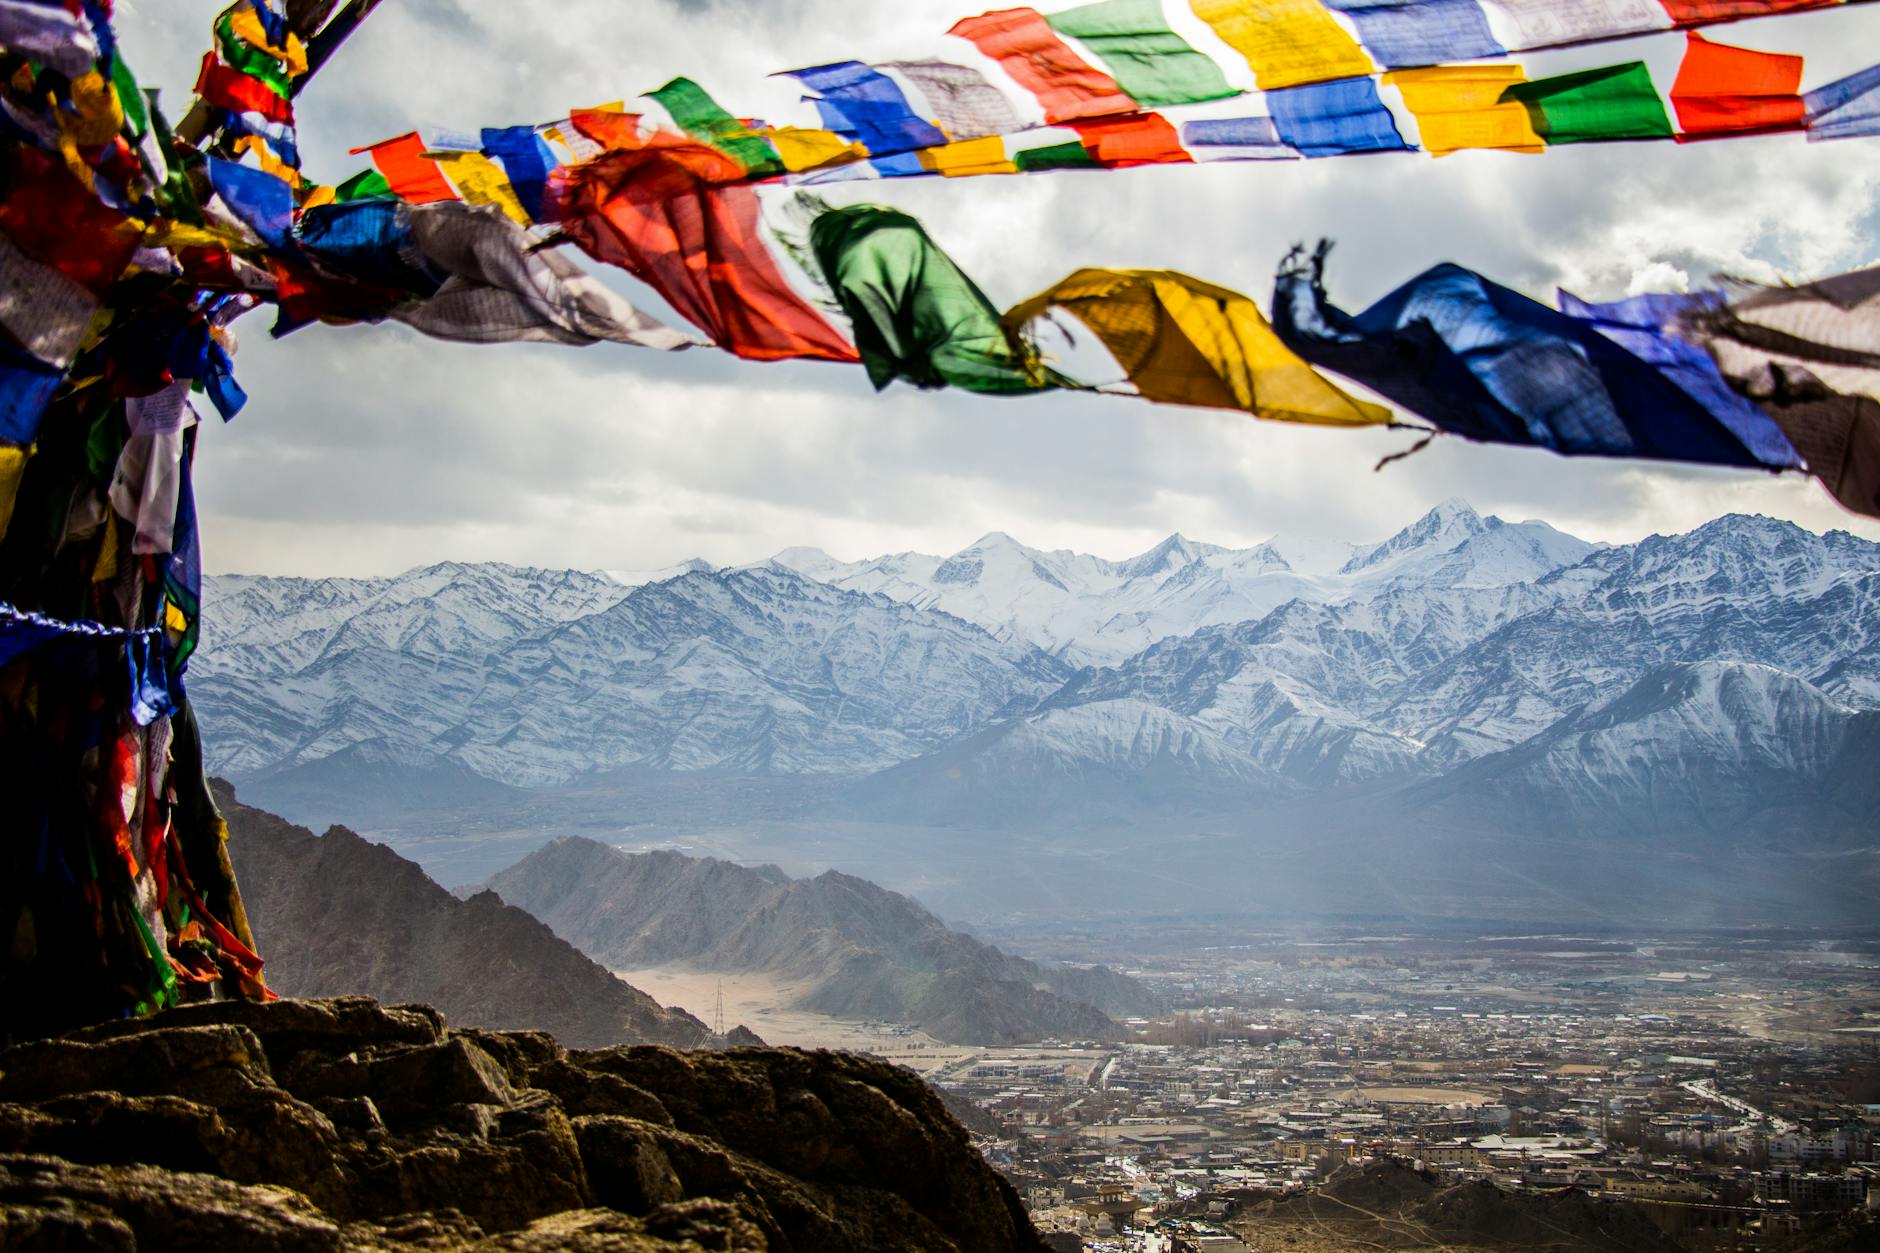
[112,1,1880,577]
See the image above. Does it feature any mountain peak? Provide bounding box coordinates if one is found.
[1114,532,1218,581]
[1341,499,1491,575]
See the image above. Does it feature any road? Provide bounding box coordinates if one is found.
[1680,1078,1800,1135]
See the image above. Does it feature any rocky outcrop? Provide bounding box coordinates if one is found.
[0,996,1046,1252]
[217,784,716,1050]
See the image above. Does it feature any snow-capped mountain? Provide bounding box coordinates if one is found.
[198,504,1880,883]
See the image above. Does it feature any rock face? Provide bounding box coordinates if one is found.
[484,838,1157,1044]
[0,996,1046,1252]
[217,784,714,1051]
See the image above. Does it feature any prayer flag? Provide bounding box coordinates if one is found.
[1322,0,1504,68]
[207,158,294,251]
[1272,245,1773,465]
[0,341,62,446]
[558,141,857,362]
[392,202,695,350]
[810,203,1043,392]
[918,136,1020,176]
[783,62,949,154]
[1387,65,1544,154]
[194,52,293,125]
[1014,138,1105,169]
[1499,62,1674,143]
[646,78,783,176]
[295,200,444,295]
[1479,0,1671,49]
[0,0,100,76]
[1670,32,1804,137]
[428,151,531,224]
[1802,62,1880,141]
[949,8,1139,123]
[1181,116,1294,160]
[1657,0,1833,22]
[1186,0,1374,91]
[884,60,1029,140]
[348,133,459,204]
[1006,268,1391,424]
[1045,0,1239,107]
[570,108,645,152]
[770,127,868,172]
[1067,112,1194,164]
[480,126,556,220]
[1268,75,1410,156]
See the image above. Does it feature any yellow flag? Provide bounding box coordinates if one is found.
[1386,65,1544,155]
[919,136,1018,178]
[428,151,532,225]
[767,127,867,173]
[1188,0,1372,90]
[0,445,28,542]
[228,5,309,78]
[1005,269,1391,426]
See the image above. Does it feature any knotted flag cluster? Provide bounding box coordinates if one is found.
[2,0,1878,1030]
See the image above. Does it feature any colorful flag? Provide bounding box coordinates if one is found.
[1006,268,1391,424]
[1802,62,1880,141]
[1186,0,1374,91]
[1045,0,1239,107]
[348,133,459,203]
[885,60,1029,140]
[1480,0,1670,49]
[1322,0,1504,68]
[1499,62,1674,143]
[647,78,783,176]
[784,62,950,154]
[1268,76,1410,155]
[949,8,1139,123]
[1670,32,1804,137]
[1387,65,1544,154]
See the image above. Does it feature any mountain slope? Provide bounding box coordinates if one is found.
[217,783,714,1049]
[482,838,1159,1044]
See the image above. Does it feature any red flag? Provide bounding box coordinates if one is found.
[558,139,856,363]
[1657,0,1831,25]
[1671,32,1805,137]
[194,52,293,125]
[1068,113,1193,167]
[948,8,1137,125]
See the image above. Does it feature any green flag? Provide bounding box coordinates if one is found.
[1014,139,1102,172]
[1500,62,1674,145]
[647,77,783,177]
[1047,0,1238,108]
[809,204,1047,394]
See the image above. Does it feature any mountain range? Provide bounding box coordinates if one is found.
[481,837,1159,1045]
[194,501,1880,924]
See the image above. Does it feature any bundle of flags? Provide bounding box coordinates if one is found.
[3,0,1880,1034]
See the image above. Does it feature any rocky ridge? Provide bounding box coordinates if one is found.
[0,996,1045,1252]
[218,784,713,1051]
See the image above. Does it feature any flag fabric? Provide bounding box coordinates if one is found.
[348,133,459,204]
[919,135,1021,175]
[884,59,1030,140]
[646,78,783,176]
[1014,137,1106,169]
[1803,63,1880,141]
[948,8,1139,123]
[479,126,558,221]
[1670,32,1805,137]
[428,151,532,224]
[1322,0,1505,69]
[1480,0,1671,48]
[1686,268,1880,412]
[1558,290,1801,467]
[207,158,295,251]
[1045,0,1240,107]
[194,52,293,125]
[809,202,1042,392]
[1181,115,1295,159]
[1006,267,1391,424]
[1186,0,1374,91]
[107,381,198,556]
[1272,245,1776,465]
[1500,62,1675,143]
[1656,0,1835,22]
[391,201,695,349]
[557,140,858,362]
[294,200,445,296]
[0,0,101,76]
[784,62,950,154]
[1387,65,1544,154]
[0,341,64,446]
[1068,112,1195,164]
[1268,75,1411,155]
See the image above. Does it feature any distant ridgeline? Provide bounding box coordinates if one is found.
[199,505,1880,924]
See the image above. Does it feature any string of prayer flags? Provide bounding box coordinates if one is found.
[809,203,1046,392]
[557,141,858,362]
[1386,65,1544,154]
[948,8,1140,123]
[1044,0,1240,107]
[1669,32,1805,136]
[1802,63,1880,140]
[784,62,950,154]
[1271,243,1784,465]
[1268,75,1410,155]
[1321,0,1505,68]
[884,60,1030,139]
[1499,61,1675,143]
[1186,0,1375,91]
[1005,268,1392,424]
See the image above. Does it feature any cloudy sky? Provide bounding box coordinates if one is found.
[115,0,1880,576]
